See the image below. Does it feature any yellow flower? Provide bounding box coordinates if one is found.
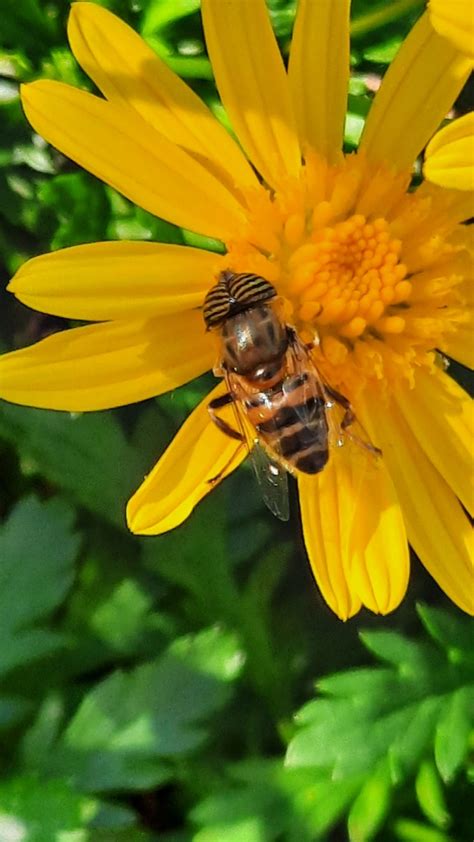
[428,0,474,58]
[424,112,474,190]
[1,1,473,619]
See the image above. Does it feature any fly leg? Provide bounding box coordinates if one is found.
[324,384,382,457]
[207,392,246,485]
[208,392,244,442]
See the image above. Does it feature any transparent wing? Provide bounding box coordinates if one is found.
[285,332,380,460]
[224,371,290,522]
[249,438,290,522]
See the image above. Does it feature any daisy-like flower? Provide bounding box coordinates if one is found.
[1,1,473,619]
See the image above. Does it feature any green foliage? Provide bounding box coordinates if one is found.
[0,496,79,677]
[0,0,472,839]
[0,777,98,842]
[45,626,244,792]
[286,606,474,840]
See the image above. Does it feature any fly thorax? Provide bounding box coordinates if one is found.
[221,307,288,375]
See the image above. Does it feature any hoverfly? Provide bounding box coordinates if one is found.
[203,269,379,520]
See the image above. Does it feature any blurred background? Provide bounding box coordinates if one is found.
[0,1,473,840]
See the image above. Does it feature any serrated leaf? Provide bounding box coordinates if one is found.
[47,627,244,792]
[415,760,450,830]
[0,777,97,842]
[360,630,433,672]
[348,760,391,842]
[434,687,473,782]
[287,611,474,815]
[0,496,79,675]
[192,759,362,842]
[0,406,143,527]
[389,697,444,781]
[417,604,473,663]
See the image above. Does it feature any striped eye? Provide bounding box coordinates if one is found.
[202,270,277,328]
[227,272,277,305]
[203,282,231,328]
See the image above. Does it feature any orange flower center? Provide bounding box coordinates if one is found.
[223,151,469,397]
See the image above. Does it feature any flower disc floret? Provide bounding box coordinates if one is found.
[225,152,469,396]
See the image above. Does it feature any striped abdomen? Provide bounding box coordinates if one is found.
[245,372,329,475]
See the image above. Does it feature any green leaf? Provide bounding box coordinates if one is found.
[0,777,97,842]
[0,696,32,731]
[141,0,201,36]
[192,760,361,842]
[37,173,109,248]
[348,760,392,842]
[434,687,472,783]
[0,496,80,676]
[21,694,65,772]
[287,610,474,833]
[415,761,450,830]
[417,603,474,664]
[392,818,454,842]
[359,630,433,672]
[0,405,144,527]
[86,578,156,654]
[46,627,244,792]
[363,35,403,63]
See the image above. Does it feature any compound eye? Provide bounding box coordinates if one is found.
[203,284,231,328]
[227,273,276,306]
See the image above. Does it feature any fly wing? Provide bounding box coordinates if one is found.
[224,371,290,522]
[250,438,290,521]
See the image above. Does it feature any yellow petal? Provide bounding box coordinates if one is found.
[415,179,474,226]
[428,0,474,58]
[0,311,214,411]
[442,321,474,369]
[360,12,472,171]
[201,0,301,189]
[68,2,258,194]
[395,368,474,516]
[359,390,473,615]
[346,452,410,616]
[8,242,218,321]
[424,112,474,190]
[299,438,409,618]
[298,457,362,621]
[21,81,245,241]
[288,0,349,163]
[127,381,246,534]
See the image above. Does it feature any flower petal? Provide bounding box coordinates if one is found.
[395,368,473,516]
[68,2,258,193]
[424,112,474,190]
[428,0,474,58]
[127,381,246,535]
[201,0,301,189]
[360,12,472,171]
[442,320,474,369]
[299,439,409,618]
[298,456,362,621]
[359,389,473,615]
[288,0,349,162]
[0,311,214,411]
[8,242,218,321]
[346,452,410,616]
[21,81,245,241]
